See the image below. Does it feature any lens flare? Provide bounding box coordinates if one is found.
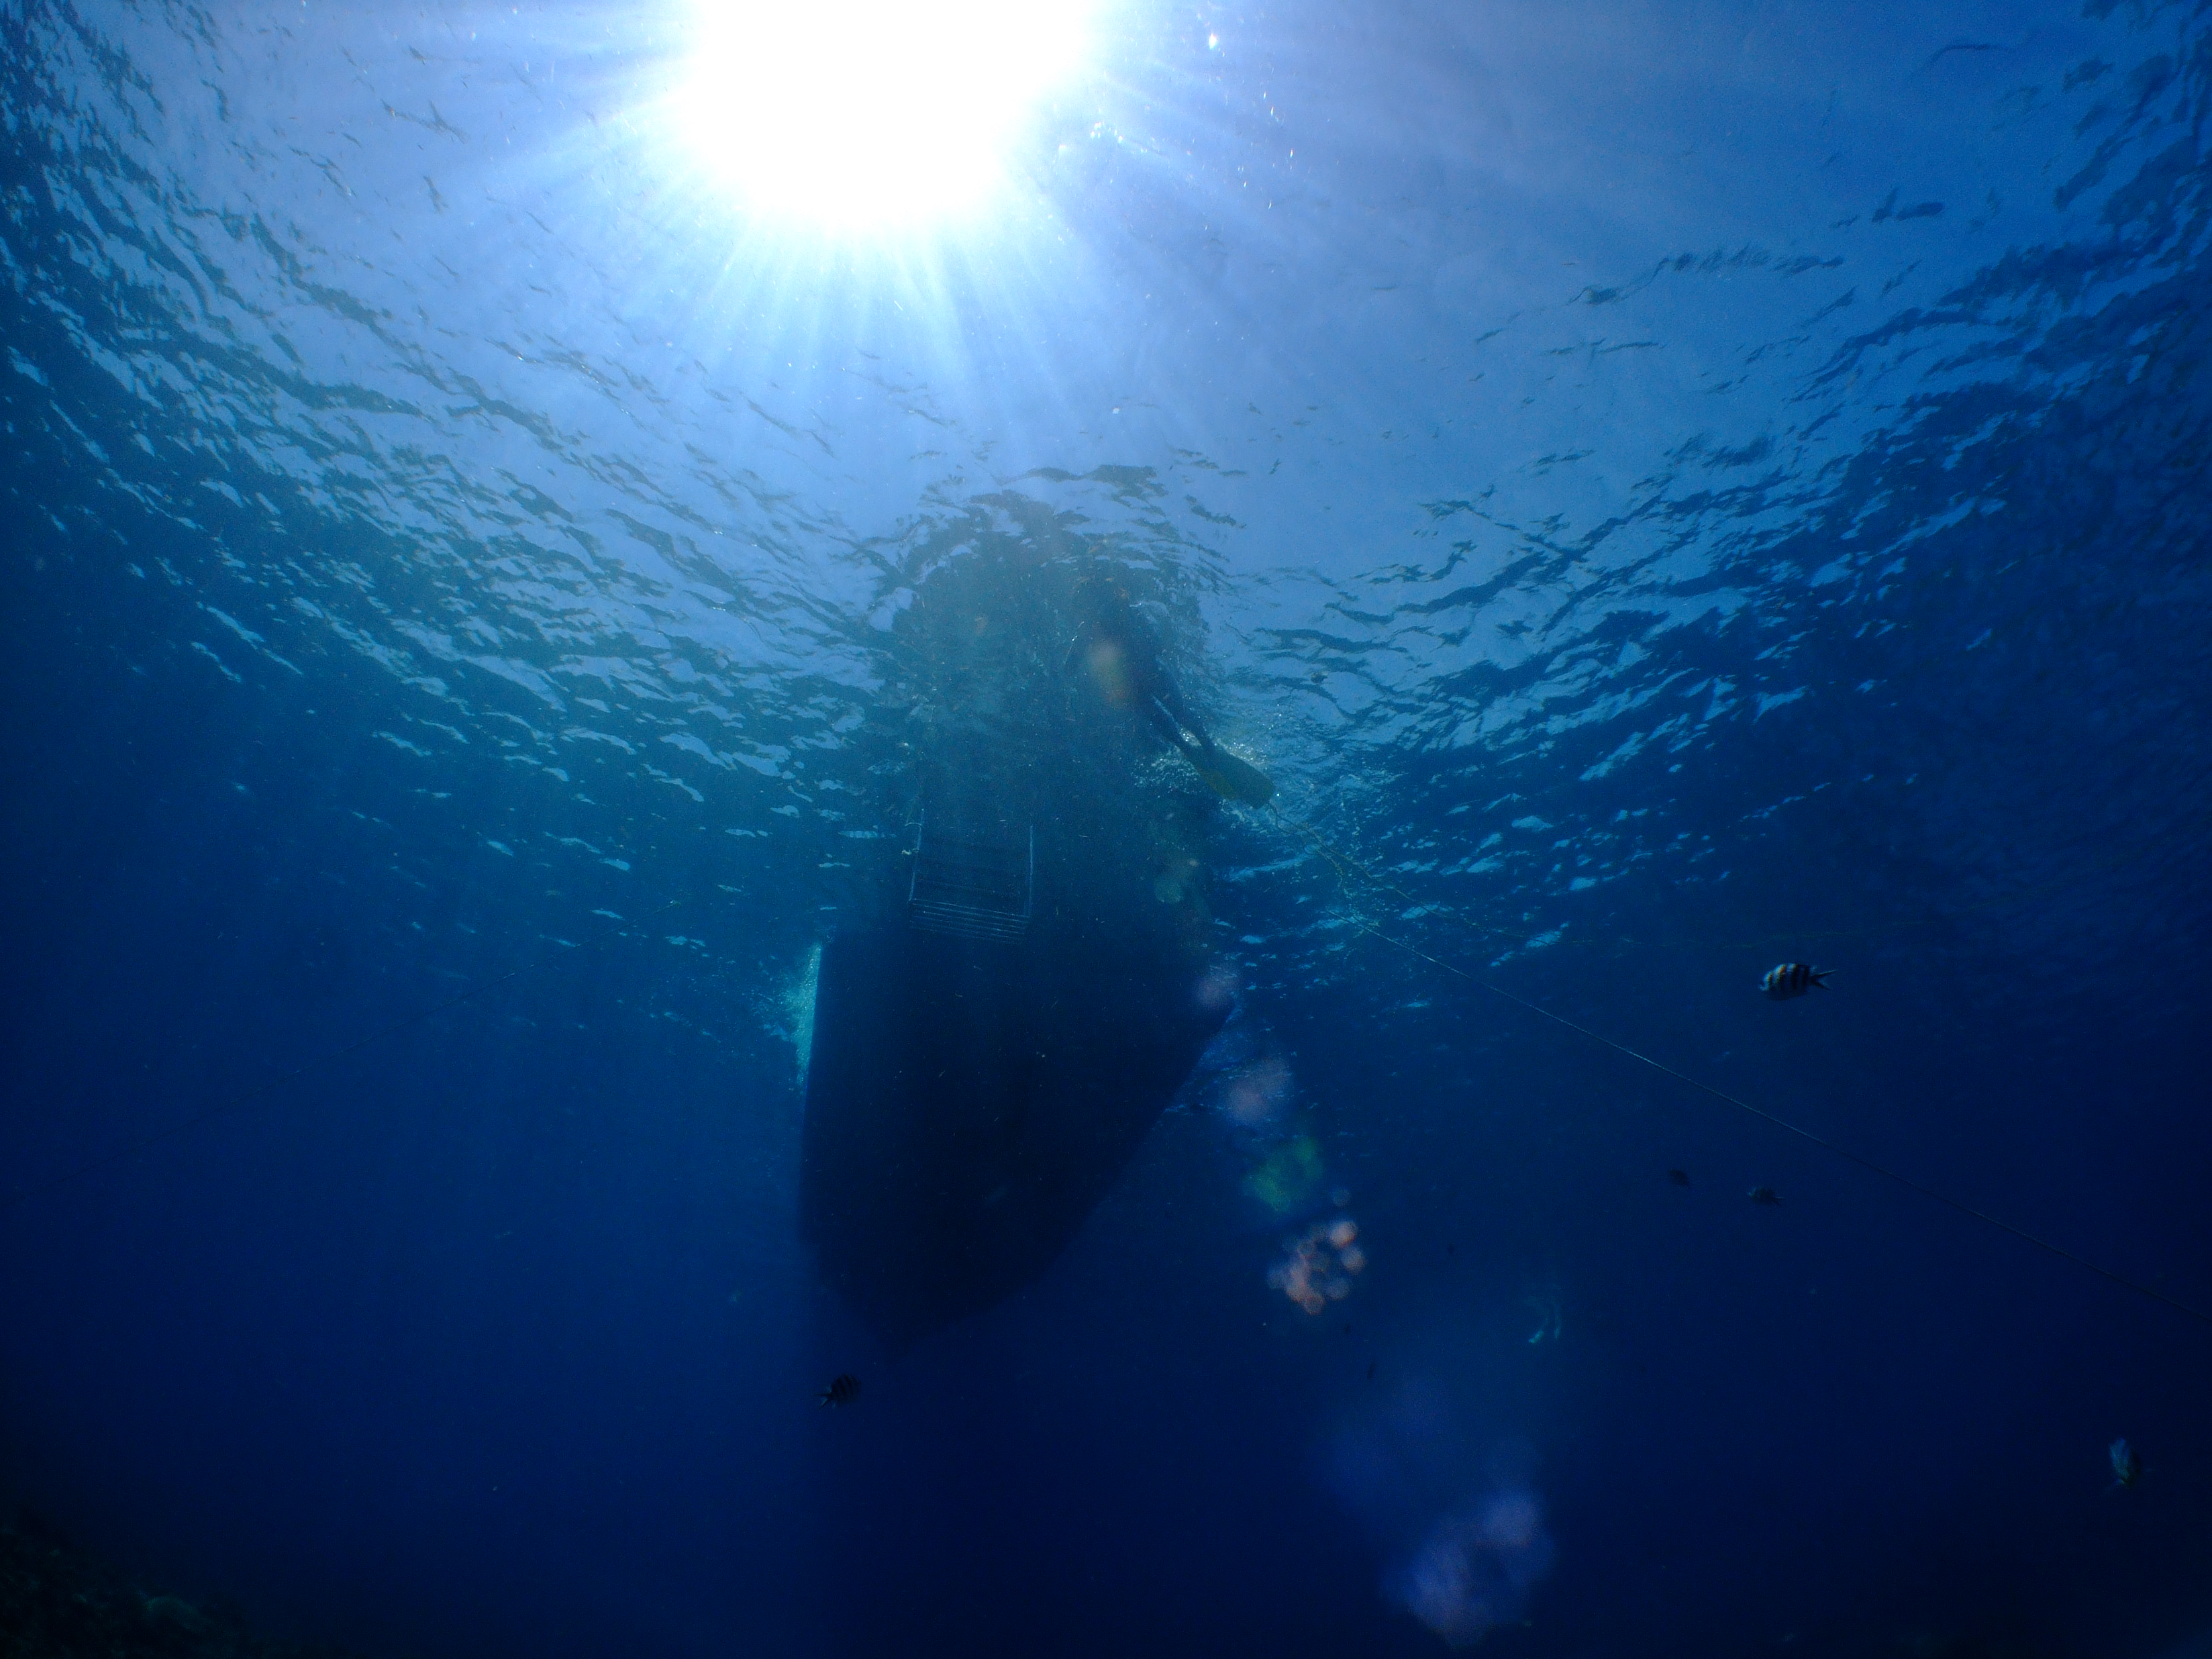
[1244,1135,1323,1214]
[1391,1494,1556,1648]
[1325,1391,1556,1644]
[1193,960,1240,1016]
[676,0,1094,230]
[1223,1052,1291,1124]
[1268,1213,1366,1314]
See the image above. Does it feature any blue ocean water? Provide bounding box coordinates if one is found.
[3,0,2209,1654]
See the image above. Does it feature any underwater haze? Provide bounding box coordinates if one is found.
[4,0,2211,1654]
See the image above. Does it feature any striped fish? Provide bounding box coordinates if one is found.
[817,1372,861,1408]
[1761,962,1833,1000]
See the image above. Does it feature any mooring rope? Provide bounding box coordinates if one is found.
[1270,803,2212,1329]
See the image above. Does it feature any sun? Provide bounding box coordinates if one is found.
[676,0,1095,232]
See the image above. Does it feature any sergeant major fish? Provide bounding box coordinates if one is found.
[1761,962,1834,1000]
[818,1372,861,1408]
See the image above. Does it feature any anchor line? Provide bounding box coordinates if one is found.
[1272,807,2212,1329]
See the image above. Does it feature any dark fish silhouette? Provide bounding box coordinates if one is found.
[2109,1437,2140,1490]
[1366,1360,1376,1380]
[1668,1168,1691,1187]
[1762,962,1834,1000]
[1748,1185,1781,1206]
[818,1373,861,1408]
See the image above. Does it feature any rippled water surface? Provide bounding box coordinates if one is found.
[4,2,2210,1655]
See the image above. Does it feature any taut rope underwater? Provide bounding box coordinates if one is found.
[10,791,2205,1332]
[1270,803,2212,1329]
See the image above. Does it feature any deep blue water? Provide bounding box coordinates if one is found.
[4,1,2211,1654]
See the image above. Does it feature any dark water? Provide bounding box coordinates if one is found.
[4,1,2209,1654]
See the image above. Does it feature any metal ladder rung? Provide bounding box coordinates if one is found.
[907,811,1034,941]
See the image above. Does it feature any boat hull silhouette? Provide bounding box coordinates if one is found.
[801,904,1225,1352]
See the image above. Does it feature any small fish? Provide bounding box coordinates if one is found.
[1762,962,1834,1000]
[1748,1185,1781,1206]
[1366,1360,1376,1380]
[2109,1437,2140,1489]
[818,1372,861,1408]
[1668,1168,1691,1187]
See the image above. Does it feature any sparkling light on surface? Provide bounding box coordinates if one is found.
[676,0,1093,230]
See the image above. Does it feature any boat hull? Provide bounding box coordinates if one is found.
[800,917,1225,1352]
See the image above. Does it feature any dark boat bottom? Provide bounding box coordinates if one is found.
[800,922,1226,1352]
